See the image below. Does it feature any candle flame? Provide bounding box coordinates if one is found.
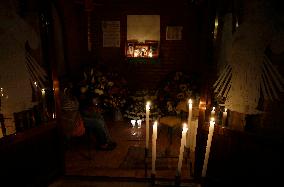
[188,99,192,104]
[182,123,188,131]
[225,108,227,112]
[212,107,215,111]
[153,121,158,127]
[146,101,151,110]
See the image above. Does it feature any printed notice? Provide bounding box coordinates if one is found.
[102,21,120,47]
[166,26,183,40]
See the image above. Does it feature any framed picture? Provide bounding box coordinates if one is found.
[145,40,159,58]
[126,40,138,57]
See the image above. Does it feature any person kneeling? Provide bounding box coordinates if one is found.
[80,96,116,151]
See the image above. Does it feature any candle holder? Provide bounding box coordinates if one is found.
[175,173,181,187]
[151,173,156,185]
[145,148,149,158]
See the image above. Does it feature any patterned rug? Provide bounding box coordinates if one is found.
[119,146,181,170]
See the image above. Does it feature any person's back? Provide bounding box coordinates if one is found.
[60,81,85,138]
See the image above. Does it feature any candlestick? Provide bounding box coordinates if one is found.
[186,99,193,148]
[202,117,215,177]
[146,101,151,149]
[222,108,227,126]
[177,123,188,175]
[152,121,158,174]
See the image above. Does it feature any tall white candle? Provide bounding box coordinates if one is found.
[191,119,199,151]
[41,88,46,110]
[222,108,227,126]
[186,99,193,148]
[177,123,188,175]
[202,117,215,177]
[145,101,151,149]
[211,107,215,117]
[151,121,158,174]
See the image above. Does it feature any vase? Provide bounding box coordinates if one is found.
[114,109,123,121]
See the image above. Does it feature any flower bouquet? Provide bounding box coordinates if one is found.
[156,71,200,118]
[78,66,129,119]
[124,89,161,122]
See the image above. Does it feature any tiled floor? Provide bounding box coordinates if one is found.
[64,120,194,181]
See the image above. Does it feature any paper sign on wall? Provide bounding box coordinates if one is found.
[166,26,183,40]
[102,21,120,47]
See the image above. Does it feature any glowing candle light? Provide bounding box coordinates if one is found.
[186,99,193,148]
[222,108,227,126]
[202,117,215,177]
[151,121,158,174]
[211,107,215,117]
[145,101,151,149]
[41,88,45,96]
[177,123,188,175]
[131,120,136,128]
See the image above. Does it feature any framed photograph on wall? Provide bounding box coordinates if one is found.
[126,40,138,57]
[145,40,159,58]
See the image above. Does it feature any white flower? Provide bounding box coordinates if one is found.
[94,89,104,95]
[108,81,114,86]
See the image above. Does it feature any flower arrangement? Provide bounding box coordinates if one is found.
[124,89,160,121]
[78,66,129,113]
[156,71,200,117]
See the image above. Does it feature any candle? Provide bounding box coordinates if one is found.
[177,123,188,175]
[137,119,142,128]
[41,88,45,96]
[41,88,46,110]
[211,107,215,117]
[191,119,198,151]
[185,99,193,148]
[202,117,215,177]
[131,120,136,128]
[152,121,158,174]
[222,108,227,126]
[145,101,151,149]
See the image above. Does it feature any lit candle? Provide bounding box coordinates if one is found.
[222,108,227,126]
[185,99,193,148]
[41,88,46,110]
[137,119,142,128]
[202,117,215,177]
[211,107,215,117]
[151,121,158,174]
[177,123,188,175]
[41,88,45,97]
[145,101,151,149]
[131,120,136,128]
